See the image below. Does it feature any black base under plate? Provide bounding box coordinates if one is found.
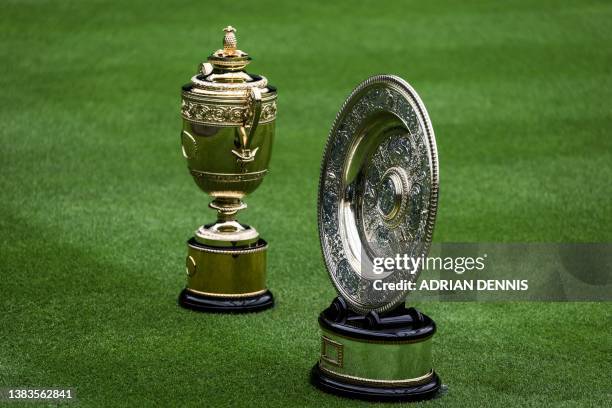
[310,364,441,403]
[178,288,274,313]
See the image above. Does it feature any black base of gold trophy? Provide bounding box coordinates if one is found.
[178,26,277,313]
[311,75,442,401]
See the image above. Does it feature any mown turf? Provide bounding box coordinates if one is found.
[1,0,610,406]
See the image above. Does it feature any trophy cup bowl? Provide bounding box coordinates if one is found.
[178,26,277,313]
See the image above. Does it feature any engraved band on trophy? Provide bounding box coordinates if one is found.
[178,26,276,313]
[310,75,442,401]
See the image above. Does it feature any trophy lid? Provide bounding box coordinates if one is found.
[206,25,252,73]
[318,75,439,314]
[183,26,276,99]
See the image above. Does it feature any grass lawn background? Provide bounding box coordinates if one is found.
[1,0,610,406]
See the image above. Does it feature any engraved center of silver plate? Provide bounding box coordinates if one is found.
[377,176,397,217]
[376,166,409,225]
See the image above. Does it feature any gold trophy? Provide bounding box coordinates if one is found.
[178,26,277,312]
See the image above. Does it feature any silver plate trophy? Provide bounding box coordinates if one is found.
[311,75,442,402]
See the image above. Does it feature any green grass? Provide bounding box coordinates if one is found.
[1,0,611,406]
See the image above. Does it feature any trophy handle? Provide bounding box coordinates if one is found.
[233,87,262,162]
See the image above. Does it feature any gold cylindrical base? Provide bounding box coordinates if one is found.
[317,328,434,384]
[185,238,268,296]
[311,298,441,402]
[178,237,273,313]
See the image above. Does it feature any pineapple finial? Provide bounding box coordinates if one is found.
[223,26,237,55]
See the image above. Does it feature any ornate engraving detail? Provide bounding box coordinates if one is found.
[187,240,268,255]
[181,99,276,126]
[318,75,439,313]
[189,169,268,182]
[260,101,277,122]
[362,134,431,240]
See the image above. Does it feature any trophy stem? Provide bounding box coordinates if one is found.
[209,197,247,219]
